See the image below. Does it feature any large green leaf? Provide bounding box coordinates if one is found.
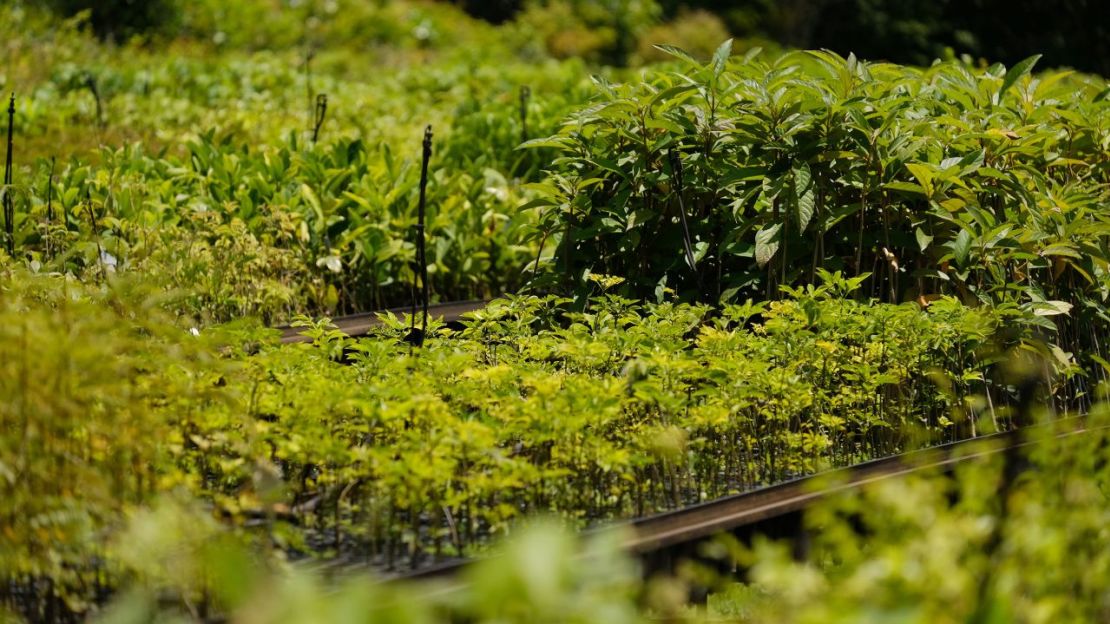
[904,163,936,197]
[755,223,782,268]
[300,183,326,226]
[793,162,815,232]
[952,229,973,267]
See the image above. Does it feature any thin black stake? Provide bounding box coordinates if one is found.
[45,157,56,259]
[417,125,433,346]
[4,93,14,256]
[304,47,315,140]
[85,188,104,280]
[61,166,69,242]
[668,149,700,295]
[84,74,104,128]
[519,86,531,144]
[312,94,328,144]
[45,157,55,223]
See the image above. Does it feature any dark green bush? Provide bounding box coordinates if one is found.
[663,0,1110,75]
[42,0,181,41]
[455,0,1110,75]
[524,48,1108,406]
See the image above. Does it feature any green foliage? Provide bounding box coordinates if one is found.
[0,3,596,323]
[41,0,181,41]
[181,287,1011,571]
[91,517,641,624]
[509,0,663,65]
[0,266,1031,616]
[29,0,503,53]
[531,46,1108,305]
[633,10,734,66]
[51,408,1110,624]
[177,0,500,53]
[527,47,1109,401]
[4,4,1110,621]
[652,0,1110,77]
[706,409,1110,623]
[0,269,227,612]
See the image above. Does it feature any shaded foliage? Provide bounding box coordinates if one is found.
[38,0,180,41]
[527,47,1108,408]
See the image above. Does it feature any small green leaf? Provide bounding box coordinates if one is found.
[999,54,1042,100]
[1032,300,1073,317]
[652,44,698,66]
[718,285,743,303]
[517,136,573,150]
[711,39,733,78]
[300,183,325,224]
[693,240,710,263]
[1039,243,1082,259]
[883,181,928,195]
[1090,354,1110,375]
[915,227,933,252]
[317,255,342,274]
[649,84,698,109]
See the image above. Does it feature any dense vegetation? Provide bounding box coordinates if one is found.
[87,411,1110,624]
[528,44,1109,409]
[3,2,599,322]
[2,1,1109,622]
[0,269,1012,592]
[32,0,1110,75]
[454,0,1110,75]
